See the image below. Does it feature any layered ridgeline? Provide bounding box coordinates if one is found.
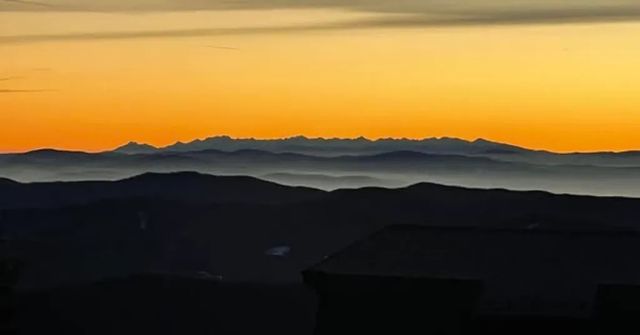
[2,172,640,289]
[113,135,640,166]
[114,136,526,157]
[2,136,640,196]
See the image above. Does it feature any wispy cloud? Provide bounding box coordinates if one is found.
[1,0,640,16]
[0,71,55,93]
[2,1,640,44]
[0,76,24,81]
[1,0,55,8]
[0,24,345,44]
[3,5,640,44]
[0,89,55,93]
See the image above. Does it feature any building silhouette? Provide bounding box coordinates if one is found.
[304,225,640,334]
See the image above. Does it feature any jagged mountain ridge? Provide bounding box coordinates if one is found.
[110,135,640,167]
[113,136,527,156]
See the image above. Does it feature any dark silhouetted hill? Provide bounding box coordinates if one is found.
[5,172,640,335]
[2,172,640,289]
[0,172,324,210]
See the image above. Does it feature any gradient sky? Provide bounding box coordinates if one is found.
[2,1,640,153]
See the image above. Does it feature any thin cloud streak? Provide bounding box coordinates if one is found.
[0,89,56,93]
[3,6,640,44]
[0,24,350,44]
[1,0,55,7]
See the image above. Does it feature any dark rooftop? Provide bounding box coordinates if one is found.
[305,225,640,318]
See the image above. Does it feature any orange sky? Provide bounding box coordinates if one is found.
[2,10,640,153]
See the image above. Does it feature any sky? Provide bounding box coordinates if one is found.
[2,0,640,153]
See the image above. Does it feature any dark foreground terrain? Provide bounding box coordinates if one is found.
[3,172,640,334]
[15,275,316,335]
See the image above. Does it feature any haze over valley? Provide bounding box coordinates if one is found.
[3,135,640,197]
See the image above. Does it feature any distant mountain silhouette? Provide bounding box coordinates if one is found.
[3,147,640,196]
[3,172,640,289]
[113,142,158,154]
[7,137,640,171]
[19,149,99,159]
[2,148,521,182]
[148,135,527,156]
[105,135,640,167]
[0,172,323,210]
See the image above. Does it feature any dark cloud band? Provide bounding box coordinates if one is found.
[1,0,55,8]
[2,2,640,44]
[3,5,640,44]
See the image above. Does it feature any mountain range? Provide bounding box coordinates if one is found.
[3,136,640,196]
[113,136,640,166]
[114,136,525,156]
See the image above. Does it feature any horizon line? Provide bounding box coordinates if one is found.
[2,134,640,155]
